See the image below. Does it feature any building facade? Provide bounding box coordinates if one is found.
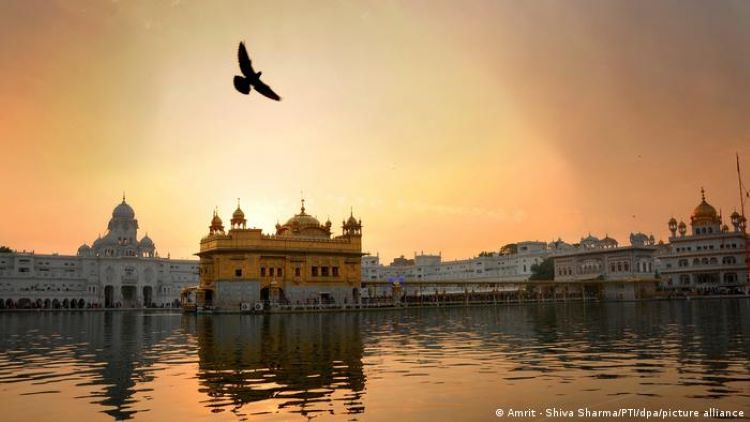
[0,197,198,309]
[550,234,660,301]
[660,189,749,294]
[362,240,574,283]
[552,239,659,282]
[183,200,363,311]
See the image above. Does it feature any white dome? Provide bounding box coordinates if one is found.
[140,235,154,247]
[113,198,135,219]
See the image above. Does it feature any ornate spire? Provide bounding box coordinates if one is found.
[701,186,706,202]
[122,192,126,203]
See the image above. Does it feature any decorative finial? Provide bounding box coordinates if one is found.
[122,192,126,203]
[301,197,305,214]
[350,206,354,217]
[701,187,705,201]
[237,197,241,208]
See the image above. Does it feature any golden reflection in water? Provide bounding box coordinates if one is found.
[184,313,366,419]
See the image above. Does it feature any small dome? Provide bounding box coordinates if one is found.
[78,244,90,252]
[668,217,677,225]
[232,207,245,220]
[678,221,686,228]
[140,234,154,247]
[582,234,599,242]
[630,232,648,246]
[113,196,135,219]
[211,213,223,226]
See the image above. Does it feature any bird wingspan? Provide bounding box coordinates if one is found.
[253,79,281,101]
[237,42,255,77]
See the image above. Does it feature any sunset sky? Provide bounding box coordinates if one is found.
[1,0,749,261]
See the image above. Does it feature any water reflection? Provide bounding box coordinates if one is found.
[0,299,748,420]
[184,314,365,418]
[0,312,191,420]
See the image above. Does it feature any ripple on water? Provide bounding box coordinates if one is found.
[0,301,749,420]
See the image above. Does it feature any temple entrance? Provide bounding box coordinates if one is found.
[204,289,213,306]
[121,286,137,308]
[352,288,360,303]
[105,285,114,308]
[142,286,153,307]
[259,287,285,304]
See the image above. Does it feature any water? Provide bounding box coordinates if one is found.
[0,300,749,421]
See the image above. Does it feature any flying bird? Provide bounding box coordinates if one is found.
[233,41,281,101]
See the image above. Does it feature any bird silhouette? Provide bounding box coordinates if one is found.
[233,41,281,101]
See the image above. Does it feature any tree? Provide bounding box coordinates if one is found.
[529,258,554,281]
[0,246,12,253]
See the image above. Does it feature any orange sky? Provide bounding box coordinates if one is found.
[1,1,749,261]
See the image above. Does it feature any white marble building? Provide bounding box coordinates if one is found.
[660,189,749,294]
[552,234,659,282]
[362,240,568,283]
[0,197,198,309]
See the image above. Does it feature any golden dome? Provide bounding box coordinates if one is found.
[285,205,321,227]
[230,199,247,229]
[691,188,720,225]
[209,207,224,234]
[276,199,330,238]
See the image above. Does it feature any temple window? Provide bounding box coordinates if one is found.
[260,267,266,277]
[312,266,319,277]
[295,267,301,277]
[234,269,242,277]
[277,268,283,277]
[269,268,274,277]
[322,266,330,277]
[332,266,339,277]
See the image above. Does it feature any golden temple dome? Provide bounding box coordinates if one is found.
[284,200,321,227]
[276,199,330,238]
